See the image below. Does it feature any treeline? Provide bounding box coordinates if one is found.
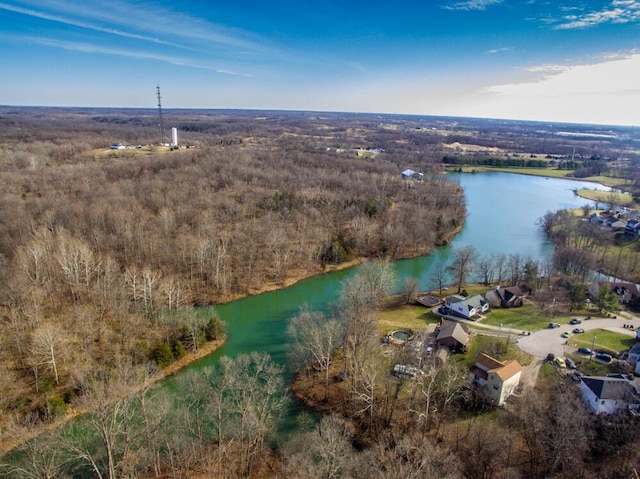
[538,209,640,285]
[443,155,548,168]
[0,109,464,447]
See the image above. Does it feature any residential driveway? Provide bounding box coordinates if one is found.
[516,316,639,359]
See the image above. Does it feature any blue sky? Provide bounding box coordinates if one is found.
[1,0,639,126]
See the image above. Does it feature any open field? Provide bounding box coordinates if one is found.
[575,188,633,205]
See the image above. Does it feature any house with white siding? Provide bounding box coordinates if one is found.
[445,294,489,320]
[579,374,640,414]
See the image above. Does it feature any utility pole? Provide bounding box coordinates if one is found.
[590,334,596,362]
[156,85,165,145]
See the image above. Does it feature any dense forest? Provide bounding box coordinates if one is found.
[1,107,639,478]
[0,108,465,453]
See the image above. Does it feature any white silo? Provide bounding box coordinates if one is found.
[171,127,178,147]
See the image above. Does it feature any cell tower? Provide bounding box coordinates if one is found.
[156,84,165,145]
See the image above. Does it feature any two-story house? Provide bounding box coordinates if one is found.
[469,353,522,406]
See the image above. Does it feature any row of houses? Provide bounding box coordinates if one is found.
[440,285,531,320]
[589,211,640,235]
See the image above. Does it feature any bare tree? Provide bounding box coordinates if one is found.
[280,415,356,479]
[476,254,495,285]
[357,430,465,479]
[400,277,419,304]
[287,307,344,401]
[447,245,479,293]
[222,352,289,476]
[493,252,507,285]
[29,322,69,388]
[63,356,153,479]
[430,259,449,295]
[2,430,72,479]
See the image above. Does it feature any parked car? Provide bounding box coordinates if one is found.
[548,322,560,329]
[555,357,566,368]
[565,357,576,369]
[562,331,571,338]
[572,328,585,334]
[595,352,613,363]
[569,318,583,325]
[578,347,592,355]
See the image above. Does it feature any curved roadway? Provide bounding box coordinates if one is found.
[516,315,639,359]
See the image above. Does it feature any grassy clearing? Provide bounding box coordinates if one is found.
[565,328,636,355]
[449,166,570,178]
[480,303,551,331]
[575,189,633,205]
[377,303,440,336]
[582,175,633,189]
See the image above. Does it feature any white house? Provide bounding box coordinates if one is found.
[445,294,489,320]
[579,375,640,414]
[469,353,522,406]
[401,168,424,181]
[627,342,640,366]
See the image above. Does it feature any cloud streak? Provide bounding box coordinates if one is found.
[11,34,253,76]
[443,0,503,11]
[0,0,278,56]
[554,0,640,29]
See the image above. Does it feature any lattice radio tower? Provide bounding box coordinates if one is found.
[156,84,166,145]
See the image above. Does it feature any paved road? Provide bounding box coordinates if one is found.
[516,315,639,359]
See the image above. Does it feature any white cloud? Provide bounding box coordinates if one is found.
[554,0,640,29]
[484,47,513,54]
[443,0,503,11]
[461,53,640,126]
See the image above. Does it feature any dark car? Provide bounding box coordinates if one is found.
[595,352,612,363]
[578,347,592,355]
[572,328,585,334]
[548,322,560,329]
[565,357,576,369]
[569,318,583,325]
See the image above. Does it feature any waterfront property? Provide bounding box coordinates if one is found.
[445,294,489,320]
[484,285,530,308]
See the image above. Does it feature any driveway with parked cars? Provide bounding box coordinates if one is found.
[516,316,639,359]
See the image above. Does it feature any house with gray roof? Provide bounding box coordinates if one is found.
[579,374,640,414]
[435,319,470,352]
[445,294,489,320]
[485,285,531,308]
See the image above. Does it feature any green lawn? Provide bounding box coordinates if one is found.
[452,334,533,369]
[450,166,570,178]
[480,304,551,331]
[565,352,614,376]
[575,189,633,205]
[377,303,441,336]
[565,328,636,356]
[581,175,633,189]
